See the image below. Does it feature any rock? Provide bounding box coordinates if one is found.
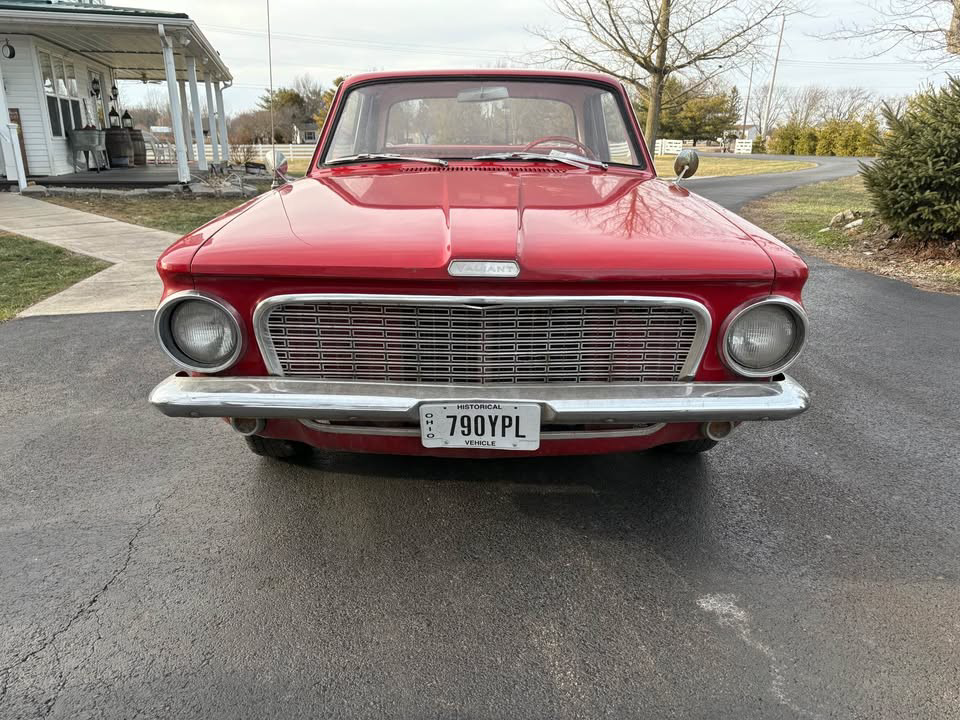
[20,185,48,196]
[147,187,174,195]
[830,209,857,227]
[73,187,101,197]
[47,186,77,196]
[843,218,864,231]
[818,227,831,233]
[99,188,127,196]
[219,188,242,198]
[187,183,217,196]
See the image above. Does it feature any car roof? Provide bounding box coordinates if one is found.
[339,68,624,89]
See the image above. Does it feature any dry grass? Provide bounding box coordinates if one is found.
[654,155,815,177]
[0,232,110,322]
[741,175,960,294]
[43,195,250,236]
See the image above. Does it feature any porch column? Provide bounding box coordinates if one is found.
[0,60,26,190]
[204,73,221,165]
[160,27,190,184]
[177,81,195,162]
[215,82,230,165]
[186,57,208,171]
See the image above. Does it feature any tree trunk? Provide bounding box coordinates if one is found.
[644,0,672,154]
[949,0,960,54]
[644,71,665,154]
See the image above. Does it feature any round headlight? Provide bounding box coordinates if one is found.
[723,298,807,377]
[155,293,243,373]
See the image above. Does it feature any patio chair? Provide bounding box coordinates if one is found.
[140,130,167,165]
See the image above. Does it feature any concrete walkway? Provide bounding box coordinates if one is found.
[0,193,178,316]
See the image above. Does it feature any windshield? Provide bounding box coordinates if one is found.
[321,78,644,168]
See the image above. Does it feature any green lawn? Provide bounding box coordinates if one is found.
[741,175,960,293]
[43,195,252,236]
[653,155,815,177]
[0,232,110,322]
[741,175,872,249]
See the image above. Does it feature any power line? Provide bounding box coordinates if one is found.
[203,23,524,61]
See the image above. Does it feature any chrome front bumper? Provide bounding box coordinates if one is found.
[149,374,810,424]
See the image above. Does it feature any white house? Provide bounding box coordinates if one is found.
[292,122,318,145]
[0,0,232,190]
[732,124,760,142]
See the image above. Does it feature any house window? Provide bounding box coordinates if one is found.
[304,131,317,142]
[38,50,85,138]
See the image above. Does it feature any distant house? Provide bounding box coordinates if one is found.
[733,124,759,141]
[0,0,233,189]
[293,122,318,144]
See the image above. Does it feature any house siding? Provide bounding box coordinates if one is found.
[32,41,116,176]
[2,35,51,176]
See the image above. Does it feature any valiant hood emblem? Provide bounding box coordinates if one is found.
[448,260,520,278]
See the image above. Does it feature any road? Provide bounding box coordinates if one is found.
[2,159,959,719]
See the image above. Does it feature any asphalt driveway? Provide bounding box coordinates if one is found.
[2,159,959,719]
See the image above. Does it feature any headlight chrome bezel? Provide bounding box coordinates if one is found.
[720,296,808,378]
[154,290,245,373]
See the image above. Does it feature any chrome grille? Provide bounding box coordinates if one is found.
[259,297,703,384]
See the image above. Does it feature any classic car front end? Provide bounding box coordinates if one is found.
[149,70,810,459]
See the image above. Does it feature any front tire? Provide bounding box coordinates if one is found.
[244,435,311,460]
[659,438,719,455]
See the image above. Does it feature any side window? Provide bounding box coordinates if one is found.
[600,92,638,165]
[327,92,364,159]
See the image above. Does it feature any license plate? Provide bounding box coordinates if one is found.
[419,402,541,451]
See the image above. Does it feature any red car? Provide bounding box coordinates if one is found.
[149,69,810,460]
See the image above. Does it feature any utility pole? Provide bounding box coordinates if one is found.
[761,14,785,138]
[742,60,754,138]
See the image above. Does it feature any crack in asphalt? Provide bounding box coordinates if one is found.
[697,593,824,719]
[0,491,173,712]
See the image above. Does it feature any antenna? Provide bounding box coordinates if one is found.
[266,0,278,188]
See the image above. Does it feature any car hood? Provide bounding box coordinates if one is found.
[189,167,774,282]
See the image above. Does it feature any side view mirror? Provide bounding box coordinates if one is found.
[672,148,699,185]
[264,150,289,185]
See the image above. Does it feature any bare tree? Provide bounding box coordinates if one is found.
[750,83,787,130]
[532,0,801,150]
[819,87,875,123]
[784,85,828,125]
[829,0,960,64]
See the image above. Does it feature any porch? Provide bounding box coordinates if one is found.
[20,162,199,189]
[0,1,233,192]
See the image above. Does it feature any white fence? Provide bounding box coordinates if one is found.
[734,139,754,155]
[203,143,317,163]
[654,138,683,155]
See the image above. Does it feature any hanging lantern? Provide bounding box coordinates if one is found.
[110,84,119,100]
[121,110,133,129]
[90,77,101,97]
[108,107,120,128]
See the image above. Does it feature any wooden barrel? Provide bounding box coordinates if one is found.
[105,128,133,168]
[129,129,146,166]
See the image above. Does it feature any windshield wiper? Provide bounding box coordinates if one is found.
[326,153,448,167]
[472,151,607,170]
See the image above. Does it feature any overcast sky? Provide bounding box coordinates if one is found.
[116,0,951,114]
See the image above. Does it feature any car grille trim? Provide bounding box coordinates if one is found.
[254,294,711,384]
